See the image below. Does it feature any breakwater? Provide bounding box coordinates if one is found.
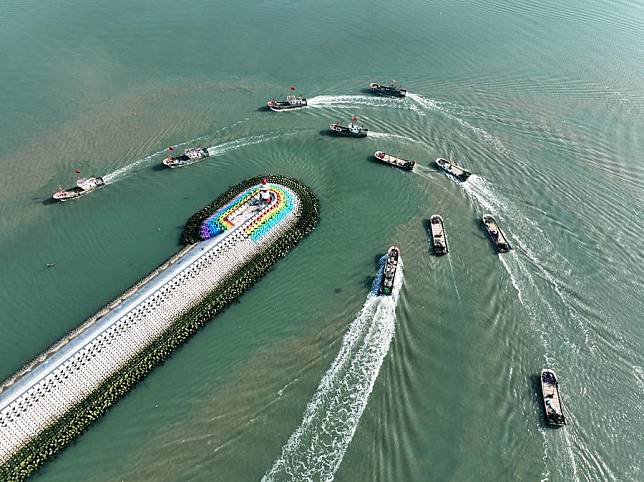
[0,175,319,482]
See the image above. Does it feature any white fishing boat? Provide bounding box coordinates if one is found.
[52,170,105,201]
[163,146,210,168]
[267,86,307,111]
[329,115,368,137]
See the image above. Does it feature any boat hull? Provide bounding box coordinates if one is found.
[163,148,210,168]
[369,82,406,97]
[267,99,308,111]
[163,155,210,168]
[52,177,105,201]
[540,369,567,426]
[482,215,512,253]
[436,158,471,182]
[429,215,448,255]
[379,246,400,295]
[374,151,415,171]
[329,125,368,137]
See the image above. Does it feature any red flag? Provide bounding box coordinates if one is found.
[289,86,296,91]
[351,115,357,121]
[167,146,175,151]
[261,177,268,184]
[74,169,81,174]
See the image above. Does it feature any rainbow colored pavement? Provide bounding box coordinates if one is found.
[199,184,295,241]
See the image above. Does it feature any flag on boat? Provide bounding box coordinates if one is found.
[167,146,175,151]
[74,169,81,174]
[289,86,296,91]
[352,115,357,121]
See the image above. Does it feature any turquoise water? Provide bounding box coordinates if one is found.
[0,0,642,480]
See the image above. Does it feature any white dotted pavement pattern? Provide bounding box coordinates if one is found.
[0,184,301,464]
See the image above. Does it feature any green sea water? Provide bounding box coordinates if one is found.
[0,0,643,480]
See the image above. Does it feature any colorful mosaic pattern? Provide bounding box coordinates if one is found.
[245,185,295,241]
[199,184,295,241]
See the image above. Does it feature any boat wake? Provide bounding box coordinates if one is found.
[103,132,281,181]
[206,133,280,157]
[458,175,588,480]
[262,257,404,482]
[308,93,443,119]
[307,94,408,110]
[405,93,442,114]
[406,93,514,157]
[461,176,590,350]
[446,255,462,301]
[367,131,420,143]
[413,164,441,180]
[103,136,207,183]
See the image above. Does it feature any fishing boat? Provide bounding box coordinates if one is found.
[482,214,512,253]
[429,215,448,255]
[374,151,415,171]
[369,81,407,97]
[540,369,567,426]
[266,86,307,111]
[379,246,400,296]
[329,115,368,137]
[435,157,471,182]
[162,146,210,168]
[52,170,105,201]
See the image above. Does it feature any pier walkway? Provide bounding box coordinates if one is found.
[0,184,300,465]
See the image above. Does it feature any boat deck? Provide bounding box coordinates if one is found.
[542,382,563,413]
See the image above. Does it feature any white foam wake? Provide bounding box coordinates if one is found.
[307,94,410,110]
[461,176,590,348]
[308,93,512,158]
[206,133,278,157]
[367,131,420,143]
[407,93,515,157]
[103,136,207,183]
[262,259,404,482]
[405,93,442,114]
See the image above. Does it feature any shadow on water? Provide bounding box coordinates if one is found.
[422,218,432,235]
[421,219,436,255]
[256,106,271,112]
[41,197,58,206]
[318,129,336,138]
[361,253,387,292]
[151,163,168,172]
[365,154,383,166]
[361,276,374,292]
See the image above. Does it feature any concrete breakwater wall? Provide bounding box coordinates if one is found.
[0,244,194,398]
[0,175,319,481]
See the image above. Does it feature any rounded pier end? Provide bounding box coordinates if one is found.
[0,176,319,482]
